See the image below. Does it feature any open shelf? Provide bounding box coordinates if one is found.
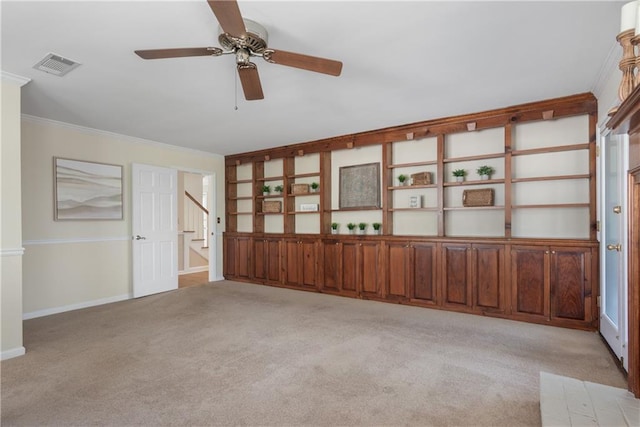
[388,184,437,190]
[511,203,589,209]
[287,172,320,179]
[228,179,253,184]
[511,143,589,157]
[387,160,437,169]
[444,206,504,211]
[511,174,590,183]
[255,175,284,182]
[444,179,504,187]
[443,152,505,163]
[389,207,439,212]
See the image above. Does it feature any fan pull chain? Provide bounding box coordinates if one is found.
[234,69,238,111]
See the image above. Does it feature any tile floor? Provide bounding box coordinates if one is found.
[540,372,640,426]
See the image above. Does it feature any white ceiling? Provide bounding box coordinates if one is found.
[1,1,622,156]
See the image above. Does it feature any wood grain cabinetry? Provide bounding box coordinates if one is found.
[322,239,381,298]
[224,235,252,280]
[224,233,595,329]
[441,243,505,313]
[383,241,438,305]
[283,238,318,289]
[224,93,601,333]
[253,237,281,284]
[511,245,593,326]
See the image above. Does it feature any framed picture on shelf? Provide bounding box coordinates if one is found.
[339,162,381,209]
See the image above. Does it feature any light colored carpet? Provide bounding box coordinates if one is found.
[1,280,626,426]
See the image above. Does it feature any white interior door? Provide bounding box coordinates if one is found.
[132,163,178,298]
[600,133,628,369]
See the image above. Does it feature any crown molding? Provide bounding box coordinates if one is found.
[21,115,223,159]
[1,71,31,87]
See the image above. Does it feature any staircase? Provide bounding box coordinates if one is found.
[180,191,209,273]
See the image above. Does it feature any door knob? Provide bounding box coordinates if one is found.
[135,235,146,240]
[613,205,622,214]
[606,243,621,252]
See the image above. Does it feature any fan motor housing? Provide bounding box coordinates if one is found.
[218,19,268,53]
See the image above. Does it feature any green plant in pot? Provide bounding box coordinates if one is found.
[311,182,319,192]
[476,165,494,180]
[347,222,356,234]
[372,222,381,234]
[452,169,466,182]
[398,174,407,186]
[358,222,367,234]
[274,184,284,194]
[331,222,339,234]
[261,185,271,195]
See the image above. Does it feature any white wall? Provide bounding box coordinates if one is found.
[1,76,29,359]
[21,117,225,318]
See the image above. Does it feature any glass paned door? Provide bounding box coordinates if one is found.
[600,133,628,368]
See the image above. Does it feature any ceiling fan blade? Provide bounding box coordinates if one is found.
[237,63,264,101]
[207,0,246,36]
[264,49,342,76]
[135,47,222,60]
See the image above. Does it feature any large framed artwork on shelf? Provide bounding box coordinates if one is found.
[339,162,381,209]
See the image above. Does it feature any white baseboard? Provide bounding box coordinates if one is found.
[1,346,26,360]
[23,293,132,320]
[179,266,208,275]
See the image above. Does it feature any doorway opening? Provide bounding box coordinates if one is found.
[178,171,214,288]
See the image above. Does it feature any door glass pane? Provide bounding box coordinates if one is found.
[604,135,621,325]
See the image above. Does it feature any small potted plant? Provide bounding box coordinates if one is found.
[398,174,407,186]
[358,222,367,235]
[310,182,319,193]
[372,222,381,235]
[452,169,466,183]
[476,165,494,180]
[331,222,339,234]
[274,184,284,195]
[261,185,271,196]
[347,222,356,234]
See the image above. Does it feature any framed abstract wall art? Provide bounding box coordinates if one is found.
[54,157,123,220]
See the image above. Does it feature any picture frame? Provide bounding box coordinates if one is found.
[339,162,381,209]
[53,157,124,220]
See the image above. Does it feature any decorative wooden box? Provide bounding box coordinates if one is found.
[462,189,494,207]
[411,172,432,186]
[262,201,282,213]
[291,183,309,195]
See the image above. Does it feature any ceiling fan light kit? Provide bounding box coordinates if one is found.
[135,0,343,101]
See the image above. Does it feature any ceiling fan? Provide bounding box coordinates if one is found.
[135,0,343,101]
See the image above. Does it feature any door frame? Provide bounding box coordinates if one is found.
[176,166,219,282]
[597,126,630,369]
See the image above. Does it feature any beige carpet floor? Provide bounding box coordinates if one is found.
[1,280,626,426]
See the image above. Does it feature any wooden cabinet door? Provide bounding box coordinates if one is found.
[358,241,381,298]
[550,248,591,323]
[223,235,236,278]
[441,244,471,308]
[410,242,437,305]
[472,244,505,313]
[321,240,341,293]
[224,235,252,280]
[386,242,410,300]
[285,239,317,289]
[254,236,282,283]
[342,241,359,295]
[511,246,548,319]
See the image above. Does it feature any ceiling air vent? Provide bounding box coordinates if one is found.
[33,53,80,76]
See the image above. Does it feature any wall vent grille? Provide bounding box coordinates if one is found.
[33,53,80,76]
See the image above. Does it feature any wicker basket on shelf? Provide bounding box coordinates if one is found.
[291,183,310,195]
[411,172,432,186]
[462,189,494,207]
[262,201,282,213]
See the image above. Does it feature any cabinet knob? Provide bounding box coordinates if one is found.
[545,250,549,254]
[606,243,622,252]
[551,251,556,254]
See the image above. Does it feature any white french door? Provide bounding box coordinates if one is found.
[600,133,628,370]
[132,163,178,298]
